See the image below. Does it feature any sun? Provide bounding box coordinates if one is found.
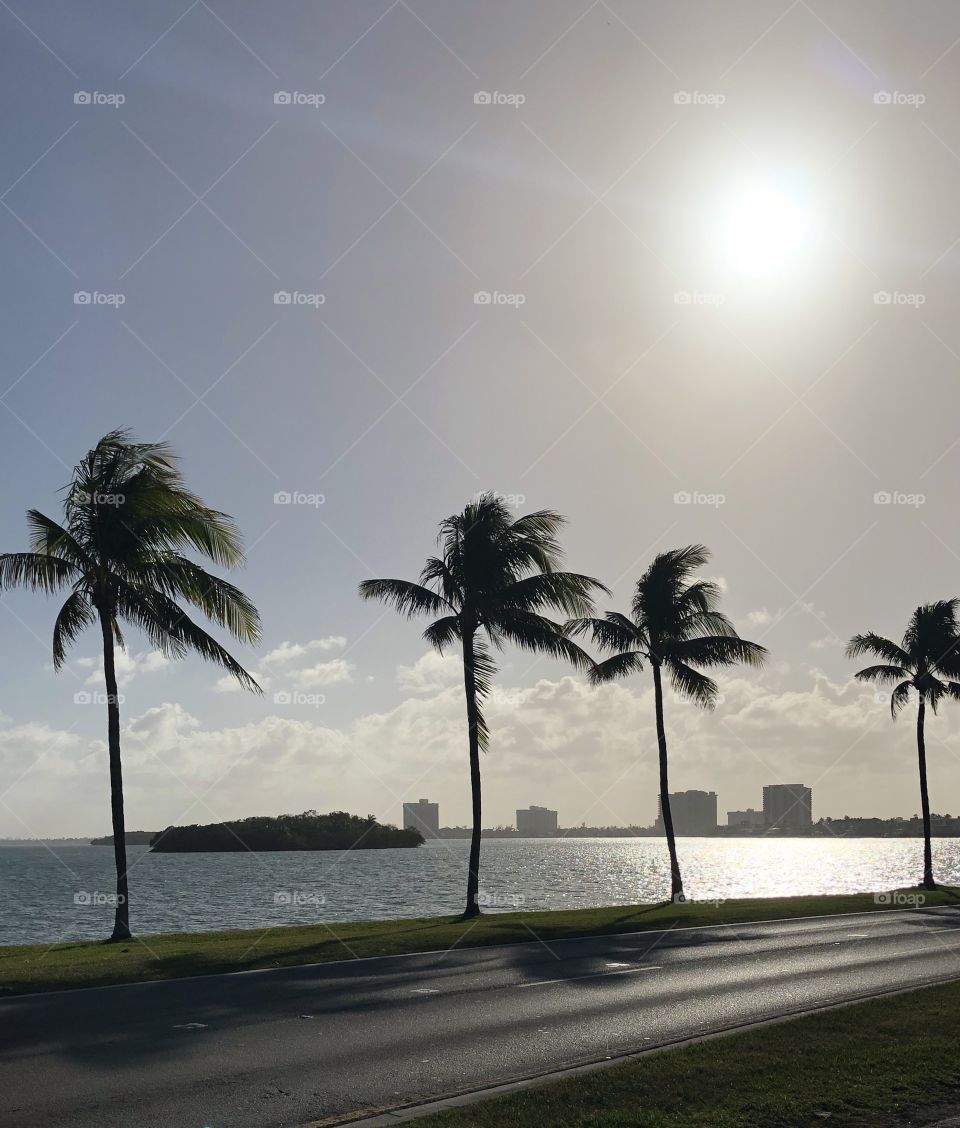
[717,178,813,275]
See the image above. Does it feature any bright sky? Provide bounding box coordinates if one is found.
[2,1,960,835]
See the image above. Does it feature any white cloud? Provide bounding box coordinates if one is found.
[9,665,960,837]
[214,637,350,693]
[214,670,271,694]
[263,637,346,666]
[289,658,354,688]
[397,651,462,693]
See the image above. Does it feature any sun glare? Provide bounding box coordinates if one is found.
[717,178,813,275]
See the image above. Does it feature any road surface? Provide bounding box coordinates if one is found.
[3,906,960,1127]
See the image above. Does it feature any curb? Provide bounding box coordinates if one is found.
[304,972,960,1126]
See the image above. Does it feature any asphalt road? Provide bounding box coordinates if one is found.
[4,906,960,1128]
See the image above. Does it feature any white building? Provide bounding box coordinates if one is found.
[402,798,439,836]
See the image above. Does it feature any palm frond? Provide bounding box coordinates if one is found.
[422,614,462,653]
[115,582,260,693]
[419,556,460,607]
[488,609,596,671]
[358,578,452,618]
[0,552,79,593]
[140,556,261,644]
[890,680,913,719]
[469,639,497,751]
[52,589,95,668]
[668,660,719,709]
[565,613,643,654]
[675,579,724,616]
[852,663,910,685]
[588,650,644,685]
[674,609,739,639]
[845,632,912,667]
[668,635,767,669]
[147,508,247,569]
[26,511,90,570]
[499,571,607,617]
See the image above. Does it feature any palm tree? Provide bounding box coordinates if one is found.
[568,545,766,901]
[359,493,606,917]
[0,430,261,940]
[847,601,960,890]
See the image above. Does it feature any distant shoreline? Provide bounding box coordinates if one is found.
[5,832,960,847]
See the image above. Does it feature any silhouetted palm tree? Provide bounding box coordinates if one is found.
[359,494,606,917]
[569,545,766,901]
[848,601,960,890]
[0,430,261,940]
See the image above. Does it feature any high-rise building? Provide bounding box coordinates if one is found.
[516,805,558,836]
[727,808,765,829]
[655,790,717,835]
[762,784,812,833]
[402,798,439,836]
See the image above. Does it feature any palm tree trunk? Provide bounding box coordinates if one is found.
[652,663,684,901]
[461,631,482,918]
[99,608,131,941]
[917,693,936,890]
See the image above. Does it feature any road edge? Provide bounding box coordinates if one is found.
[6,902,954,1000]
[307,972,960,1127]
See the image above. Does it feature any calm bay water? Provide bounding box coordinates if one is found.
[2,836,959,946]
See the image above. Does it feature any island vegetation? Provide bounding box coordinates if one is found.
[90,831,157,846]
[149,810,424,852]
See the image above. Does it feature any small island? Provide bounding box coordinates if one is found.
[150,810,424,852]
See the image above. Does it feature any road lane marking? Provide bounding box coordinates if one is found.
[411,988,440,994]
[519,966,661,988]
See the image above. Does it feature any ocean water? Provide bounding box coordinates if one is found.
[2,836,958,945]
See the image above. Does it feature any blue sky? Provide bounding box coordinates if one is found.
[3,1,960,835]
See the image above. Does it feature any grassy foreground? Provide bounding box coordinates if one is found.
[416,977,960,1128]
[2,887,958,997]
